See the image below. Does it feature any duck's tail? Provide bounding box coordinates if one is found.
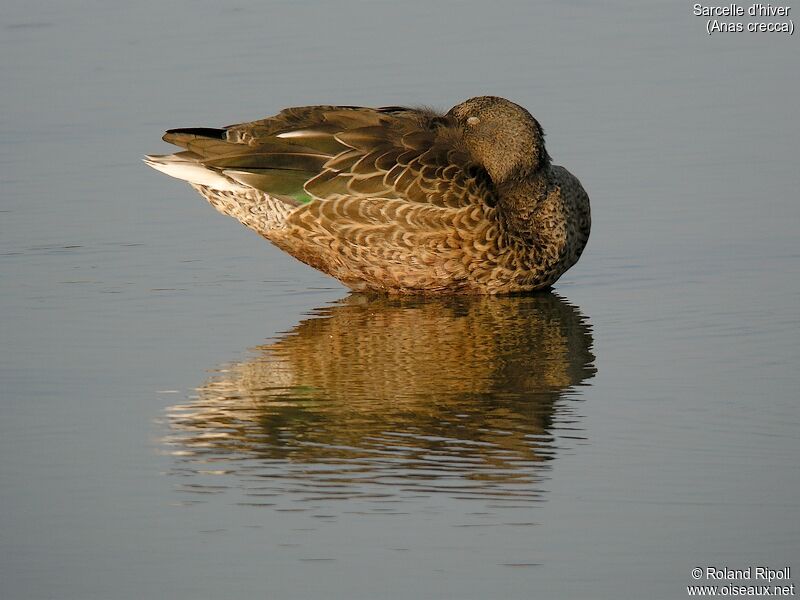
[144,152,248,192]
[145,128,302,233]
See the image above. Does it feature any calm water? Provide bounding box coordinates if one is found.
[2,1,798,599]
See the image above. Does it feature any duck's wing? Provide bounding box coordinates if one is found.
[153,106,501,291]
[159,105,496,210]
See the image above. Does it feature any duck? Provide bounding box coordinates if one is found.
[145,96,590,294]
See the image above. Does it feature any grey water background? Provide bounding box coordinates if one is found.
[2,0,798,598]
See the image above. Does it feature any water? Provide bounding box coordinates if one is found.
[1,1,798,598]
[166,294,595,506]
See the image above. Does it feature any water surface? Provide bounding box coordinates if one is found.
[1,1,798,599]
[166,294,595,507]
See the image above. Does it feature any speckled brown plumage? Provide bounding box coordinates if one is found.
[145,97,590,294]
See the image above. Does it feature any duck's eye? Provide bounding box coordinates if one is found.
[466,116,480,127]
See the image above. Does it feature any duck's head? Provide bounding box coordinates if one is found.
[447,96,550,185]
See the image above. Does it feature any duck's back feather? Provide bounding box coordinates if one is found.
[152,106,495,210]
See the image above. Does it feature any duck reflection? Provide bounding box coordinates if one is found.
[166,293,595,504]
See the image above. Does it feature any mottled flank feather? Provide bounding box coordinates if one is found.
[145,96,591,294]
